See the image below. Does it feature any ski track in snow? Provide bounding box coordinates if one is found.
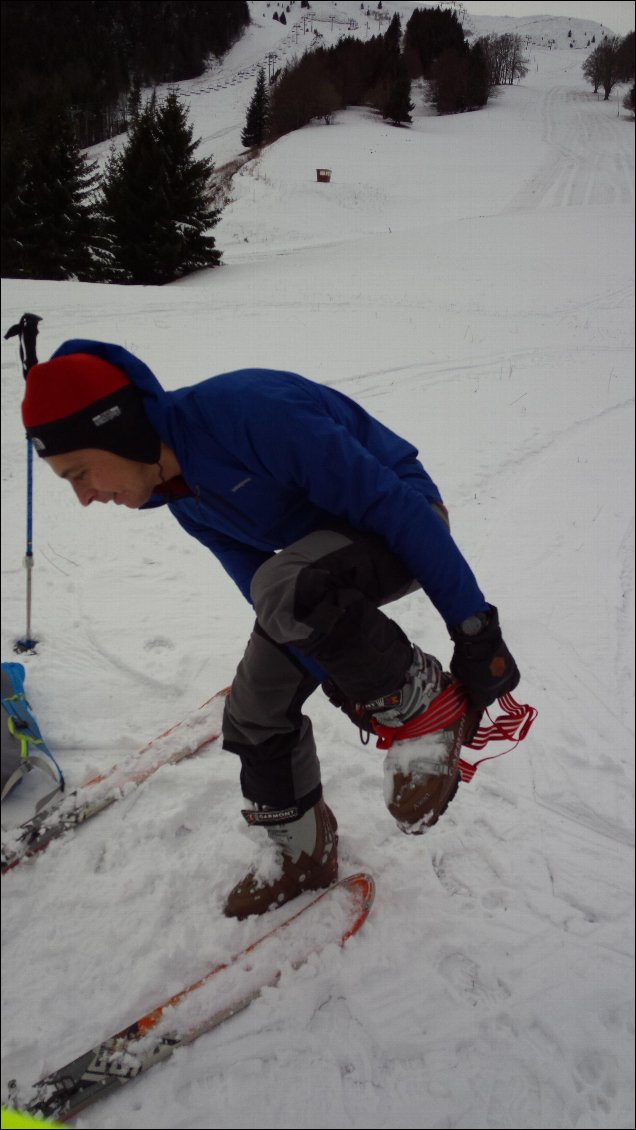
[1,4,634,1129]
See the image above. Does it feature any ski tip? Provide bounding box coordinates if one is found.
[341,870,375,899]
[339,872,375,942]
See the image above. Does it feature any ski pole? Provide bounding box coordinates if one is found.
[4,313,42,653]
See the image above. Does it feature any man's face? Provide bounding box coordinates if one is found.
[46,449,160,509]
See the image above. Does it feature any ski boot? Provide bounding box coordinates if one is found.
[367,647,480,834]
[224,797,338,919]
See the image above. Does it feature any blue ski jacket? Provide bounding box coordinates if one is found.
[51,340,487,628]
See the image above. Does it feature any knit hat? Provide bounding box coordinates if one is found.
[22,353,161,463]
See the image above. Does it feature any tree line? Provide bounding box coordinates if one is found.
[242,7,536,147]
[242,6,490,146]
[2,92,221,285]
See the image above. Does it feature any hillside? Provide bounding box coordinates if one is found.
[85,2,621,173]
[465,9,618,49]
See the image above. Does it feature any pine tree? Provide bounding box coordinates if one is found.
[383,67,414,125]
[100,92,221,285]
[127,78,142,126]
[154,92,222,278]
[465,40,490,108]
[2,108,100,280]
[379,12,412,125]
[242,68,270,148]
[405,6,466,76]
[384,12,402,57]
[100,103,167,284]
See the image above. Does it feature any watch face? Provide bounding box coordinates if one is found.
[461,615,485,636]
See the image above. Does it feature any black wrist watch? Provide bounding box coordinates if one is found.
[458,612,489,637]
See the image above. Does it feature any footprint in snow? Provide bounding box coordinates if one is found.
[144,637,175,651]
[438,952,512,1007]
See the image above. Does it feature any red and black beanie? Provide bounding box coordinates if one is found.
[22,353,161,463]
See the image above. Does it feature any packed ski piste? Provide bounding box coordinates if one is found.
[2,4,634,1130]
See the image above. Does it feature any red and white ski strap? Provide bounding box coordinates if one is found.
[459,691,538,781]
[373,683,538,783]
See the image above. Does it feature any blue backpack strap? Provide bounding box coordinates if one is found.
[1,663,64,803]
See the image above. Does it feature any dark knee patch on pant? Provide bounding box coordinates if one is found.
[291,538,414,701]
[293,533,414,629]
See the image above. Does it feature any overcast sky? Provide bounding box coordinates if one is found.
[463,2,634,36]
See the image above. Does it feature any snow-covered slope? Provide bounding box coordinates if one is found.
[87,2,621,172]
[464,9,619,49]
[1,4,634,1128]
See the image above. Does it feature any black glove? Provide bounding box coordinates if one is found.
[450,606,520,710]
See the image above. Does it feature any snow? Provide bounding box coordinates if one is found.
[1,3,634,1128]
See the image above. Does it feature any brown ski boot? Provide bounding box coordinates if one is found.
[382,703,481,833]
[367,648,482,834]
[224,798,339,919]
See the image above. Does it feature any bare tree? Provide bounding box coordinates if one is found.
[507,35,529,84]
[478,34,529,87]
[583,37,625,100]
[582,47,603,93]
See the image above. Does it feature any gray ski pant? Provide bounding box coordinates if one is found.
[222,515,448,816]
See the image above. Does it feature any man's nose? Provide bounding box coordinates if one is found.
[73,483,97,506]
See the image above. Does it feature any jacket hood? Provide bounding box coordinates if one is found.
[51,339,166,402]
[50,338,181,451]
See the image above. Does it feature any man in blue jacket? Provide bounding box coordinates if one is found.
[22,341,520,917]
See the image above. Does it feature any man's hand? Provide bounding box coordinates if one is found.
[450,606,520,710]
